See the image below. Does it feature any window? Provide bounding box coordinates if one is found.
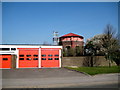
[55,58,59,60]
[42,58,46,60]
[26,55,31,57]
[66,46,70,49]
[0,48,10,51]
[55,55,59,57]
[3,58,8,60]
[48,55,53,57]
[19,58,24,60]
[42,55,46,57]
[33,58,38,60]
[11,48,16,51]
[48,58,53,60]
[19,55,24,57]
[33,55,38,57]
[26,58,32,60]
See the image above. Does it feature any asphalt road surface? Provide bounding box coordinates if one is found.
[1,68,119,88]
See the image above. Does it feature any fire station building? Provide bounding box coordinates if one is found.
[0,45,62,69]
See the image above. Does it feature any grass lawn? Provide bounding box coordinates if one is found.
[65,66,120,75]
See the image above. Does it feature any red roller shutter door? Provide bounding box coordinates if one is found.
[41,48,60,68]
[18,48,39,68]
[0,55,11,69]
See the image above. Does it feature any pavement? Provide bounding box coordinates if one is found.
[2,68,86,79]
[1,68,119,88]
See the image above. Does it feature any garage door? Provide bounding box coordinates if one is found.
[41,48,60,68]
[0,55,11,69]
[18,48,39,68]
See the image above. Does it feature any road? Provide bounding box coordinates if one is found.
[1,68,119,88]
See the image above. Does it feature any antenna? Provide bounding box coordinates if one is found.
[53,31,59,45]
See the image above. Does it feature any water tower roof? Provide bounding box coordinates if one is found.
[60,33,83,39]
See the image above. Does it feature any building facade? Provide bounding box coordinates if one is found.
[0,45,62,69]
[59,33,84,49]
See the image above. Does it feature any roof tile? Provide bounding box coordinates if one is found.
[60,33,83,38]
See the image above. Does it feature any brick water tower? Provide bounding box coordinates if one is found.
[59,33,84,49]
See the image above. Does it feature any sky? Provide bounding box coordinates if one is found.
[2,2,118,44]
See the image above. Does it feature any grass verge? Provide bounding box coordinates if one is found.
[65,66,120,75]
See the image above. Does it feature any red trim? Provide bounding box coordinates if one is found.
[18,48,39,49]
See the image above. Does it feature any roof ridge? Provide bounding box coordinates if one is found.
[60,33,83,38]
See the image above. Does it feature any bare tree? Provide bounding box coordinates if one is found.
[102,24,119,67]
[84,24,120,66]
